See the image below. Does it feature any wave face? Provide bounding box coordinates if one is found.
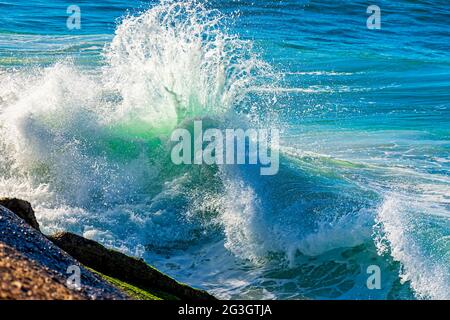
[1,0,449,300]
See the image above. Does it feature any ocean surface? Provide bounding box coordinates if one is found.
[0,0,449,299]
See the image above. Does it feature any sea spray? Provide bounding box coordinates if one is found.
[375,194,450,300]
[0,0,279,257]
[0,0,398,299]
[0,0,448,300]
[103,0,277,129]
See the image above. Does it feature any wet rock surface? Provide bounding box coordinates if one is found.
[0,205,129,300]
[0,243,84,300]
[0,198,40,231]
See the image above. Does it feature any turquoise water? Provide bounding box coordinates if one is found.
[0,0,449,299]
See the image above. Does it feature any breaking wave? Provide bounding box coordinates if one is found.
[0,0,448,300]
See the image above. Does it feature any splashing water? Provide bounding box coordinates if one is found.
[0,0,275,206]
[0,0,283,266]
[0,0,449,300]
[103,0,276,128]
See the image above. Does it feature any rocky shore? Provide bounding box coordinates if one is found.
[0,198,215,300]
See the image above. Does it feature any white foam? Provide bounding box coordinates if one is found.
[0,0,276,255]
[376,194,450,299]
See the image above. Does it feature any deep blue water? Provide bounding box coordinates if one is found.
[0,0,449,299]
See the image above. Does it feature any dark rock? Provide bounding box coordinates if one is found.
[48,231,216,300]
[0,206,129,300]
[0,243,85,300]
[0,198,40,231]
[0,198,215,300]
